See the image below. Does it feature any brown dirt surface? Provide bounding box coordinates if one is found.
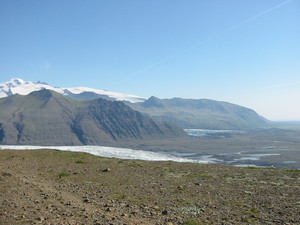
[0,149,300,225]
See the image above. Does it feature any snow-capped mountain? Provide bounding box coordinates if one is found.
[0,78,146,102]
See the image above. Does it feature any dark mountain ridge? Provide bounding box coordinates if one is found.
[0,90,185,146]
[0,78,273,130]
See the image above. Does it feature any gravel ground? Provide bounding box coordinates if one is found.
[0,149,300,225]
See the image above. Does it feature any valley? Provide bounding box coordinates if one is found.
[2,127,300,169]
[0,78,300,169]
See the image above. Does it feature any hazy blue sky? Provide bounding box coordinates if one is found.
[0,0,299,120]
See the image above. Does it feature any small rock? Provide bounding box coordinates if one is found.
[162,210,168,215]
[83,198,90,203]
[37,216,44,221]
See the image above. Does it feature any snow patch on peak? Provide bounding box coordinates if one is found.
[0,78,146,103]
[7,78,27,87]
[0,78,64,96]
[65,86,145,102]
[10,78,24,83]
[35,81,48,85]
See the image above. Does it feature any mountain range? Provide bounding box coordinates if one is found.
[0,78,146,102]
[0,89,185,145]
[0,78,270,133]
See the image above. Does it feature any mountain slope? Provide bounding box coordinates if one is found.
[128,97,269,129]
[0,78,146,102]
[0,90,185,145]
[1,78,270,130]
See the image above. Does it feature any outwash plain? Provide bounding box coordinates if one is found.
[1,149,300,225]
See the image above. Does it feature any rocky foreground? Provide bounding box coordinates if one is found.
[0,150,299,225]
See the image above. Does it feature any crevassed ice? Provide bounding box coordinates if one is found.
[0,145,216,164]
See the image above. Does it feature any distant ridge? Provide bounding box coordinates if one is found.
[0,78,146,102]
[0,89,185,145]
[128,97,269,130]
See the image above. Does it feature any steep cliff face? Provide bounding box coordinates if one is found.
[0,90,185,146]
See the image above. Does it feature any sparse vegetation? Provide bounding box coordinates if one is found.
[247,166,259,169]
[58,172,70,178]
[184,173,215,178]
[285,169,300,172]
[183,220,202,225]
[111,193,126,200]
[0,149,299,225]
[250,207,260,215]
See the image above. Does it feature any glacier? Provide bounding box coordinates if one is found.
[0,78,146,103]
[0,145,217,164]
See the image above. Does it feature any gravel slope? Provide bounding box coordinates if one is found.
[0,149,300,225]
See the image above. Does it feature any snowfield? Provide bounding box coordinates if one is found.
[0,78,146,103]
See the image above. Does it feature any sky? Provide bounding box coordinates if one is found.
[0,0,299,121]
